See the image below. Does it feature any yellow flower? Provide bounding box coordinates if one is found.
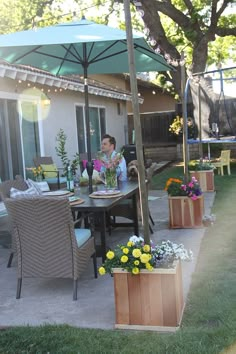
[132,267,140,275]
[98,267,106,275]
[134,260,140,266]
[132,248,141,258]
[140,253,150,264]
[123,248,129,254]
[145,263,153,271]
[127,241,134,247]
[121,255,128,263]
[143,244,150,253]
[106,251,115,260]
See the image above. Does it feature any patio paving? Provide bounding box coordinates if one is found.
[0,190,215,329]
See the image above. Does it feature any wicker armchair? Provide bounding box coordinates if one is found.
[33,156,66,190]
[4,197,97,300]
[0,178,28,267]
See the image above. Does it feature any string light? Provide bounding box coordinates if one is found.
[133,0,186,68]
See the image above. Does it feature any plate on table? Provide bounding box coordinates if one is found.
[43,190,71,196]
[92,190,121,196]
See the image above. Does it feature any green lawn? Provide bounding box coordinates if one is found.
[1,164,236,354]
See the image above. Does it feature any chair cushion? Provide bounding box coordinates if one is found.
[27,179,50,193]
[45,177,67,184]
[40,163,58,178]
[10,187,38,198]
[74,228,91,248]
[0,202,7,217]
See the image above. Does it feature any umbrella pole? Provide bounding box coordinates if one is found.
[83,44,93,194]
[124,0,150,244]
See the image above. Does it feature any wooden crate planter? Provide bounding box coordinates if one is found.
[189,170,215,192]
[113,260,184,331]
[169,195,204,229]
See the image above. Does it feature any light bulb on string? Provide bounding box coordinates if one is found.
[155,47,161,54]
[138,9,145,17]
[172,60,179,67]
[164,53,171,60]
[150,38,157,47]
[143,27,150,36]
[179,59,186,66]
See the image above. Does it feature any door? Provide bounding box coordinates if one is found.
[0,98,40,181]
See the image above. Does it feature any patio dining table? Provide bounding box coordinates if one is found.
[70,181,140,261]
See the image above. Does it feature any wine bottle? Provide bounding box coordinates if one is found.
[66,165,74,192]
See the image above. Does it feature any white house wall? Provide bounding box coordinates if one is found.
[0,77,128,170]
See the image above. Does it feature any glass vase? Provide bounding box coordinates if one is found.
[105,167,118,190]
[36,175,43,182]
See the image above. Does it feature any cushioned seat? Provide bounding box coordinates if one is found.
[75,228,92,248]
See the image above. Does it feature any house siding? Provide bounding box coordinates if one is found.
[0,76,128,176]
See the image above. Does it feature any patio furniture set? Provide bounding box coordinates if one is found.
[0,170,140,301]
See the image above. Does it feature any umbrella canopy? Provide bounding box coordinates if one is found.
[0,18,172,191]
[0,19,172,75]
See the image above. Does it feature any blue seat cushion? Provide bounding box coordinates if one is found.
[45,177,67,184]
[74,228,91,248]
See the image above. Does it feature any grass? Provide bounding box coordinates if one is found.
[1,164,236,354]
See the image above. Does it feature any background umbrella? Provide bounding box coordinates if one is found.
[0,17,172,192]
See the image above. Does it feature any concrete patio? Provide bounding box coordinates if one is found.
[0,190,215,329]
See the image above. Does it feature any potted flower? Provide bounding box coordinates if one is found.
[99,236,192,329]
[165,176,204,228]
[188,158,215,192]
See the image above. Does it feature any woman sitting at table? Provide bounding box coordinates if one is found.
[99,134,127,182]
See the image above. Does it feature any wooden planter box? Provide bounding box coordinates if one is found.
[189,170,215,192]
[169,195,204,229]
[113,260,184,331]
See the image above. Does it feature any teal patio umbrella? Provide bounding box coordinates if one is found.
[0,18,172,191]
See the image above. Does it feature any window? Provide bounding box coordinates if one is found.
[76,106,106,153]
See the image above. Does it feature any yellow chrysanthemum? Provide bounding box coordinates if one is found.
[106,251,115,260]
[145,263,153,271]
[123,248,129,254]
[134,260,140,266]
[127,241,134,247]
[143,244,150,253]
[140,253,150,264]
[132,248,141,258]
[121,255,128,263]
[98,267,106,275]
[132,267,140,275]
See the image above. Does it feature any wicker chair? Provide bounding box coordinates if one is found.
[33,156,67,190]
[0,178,28,267]
[4,197,97,300]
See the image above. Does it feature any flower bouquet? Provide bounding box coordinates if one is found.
[26,166,43,181]
[99,236,192,328]
[97,151,123,189]
[165,177,204,228]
